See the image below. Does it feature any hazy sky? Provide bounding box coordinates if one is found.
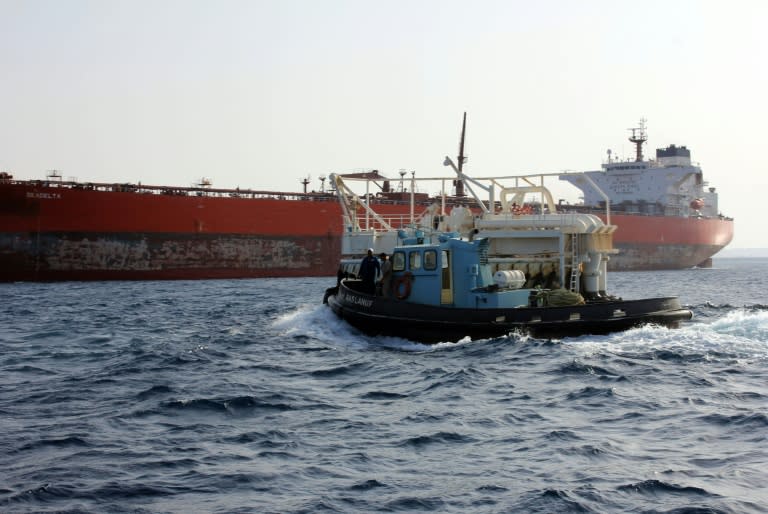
[2,0,766,248]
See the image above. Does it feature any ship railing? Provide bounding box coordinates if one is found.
[348,213,430,232]
[9,178,341,202]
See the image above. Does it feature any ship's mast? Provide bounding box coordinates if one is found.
[455,111,467,197]
[628,118,648,162]
[443,112,494,214]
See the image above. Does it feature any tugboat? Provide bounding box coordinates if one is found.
[324,217,692,343]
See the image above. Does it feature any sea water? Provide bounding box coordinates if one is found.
[1,258,766,513]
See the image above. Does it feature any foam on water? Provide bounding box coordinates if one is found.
[560,308,768,362]
[708,307,768,340]
[275,304,484,353]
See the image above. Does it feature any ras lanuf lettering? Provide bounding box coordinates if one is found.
[341,290,373,308]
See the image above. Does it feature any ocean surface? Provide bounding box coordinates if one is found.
[1,258,766,513]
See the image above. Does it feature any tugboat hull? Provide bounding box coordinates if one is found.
[327,282,692,343]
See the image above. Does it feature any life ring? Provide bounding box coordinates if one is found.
[394,272,413,300]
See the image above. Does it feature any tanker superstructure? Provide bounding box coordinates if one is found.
[559,121,733,270]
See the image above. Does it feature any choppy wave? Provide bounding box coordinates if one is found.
[2,271,767,513]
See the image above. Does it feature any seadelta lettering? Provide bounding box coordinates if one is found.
[26,192,62,199]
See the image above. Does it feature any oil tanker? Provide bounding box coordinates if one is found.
[0,122,733,281]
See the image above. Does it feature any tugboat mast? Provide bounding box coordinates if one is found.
[628,118,648,162]
[455,111,467,196]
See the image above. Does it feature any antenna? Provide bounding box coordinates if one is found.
[301,175,310,194]
[455,112,467,196]
[628,118,648,162]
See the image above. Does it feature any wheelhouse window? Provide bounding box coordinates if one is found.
[424,249,437,270]
[392,251,406,272]
[409,251,422,270]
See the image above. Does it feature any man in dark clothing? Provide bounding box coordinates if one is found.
[359,248,380,295]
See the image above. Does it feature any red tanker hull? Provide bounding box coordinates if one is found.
[599,213,734,270]
[0,180,734,281]
[0,181,344,281]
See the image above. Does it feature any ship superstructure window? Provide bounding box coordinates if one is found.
[392,251,406,272]
[409,251,422,270]
[424,250,437,270]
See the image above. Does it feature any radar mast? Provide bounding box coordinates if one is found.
[628,118,648,162]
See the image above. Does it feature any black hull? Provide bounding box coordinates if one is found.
[326,282,692,343]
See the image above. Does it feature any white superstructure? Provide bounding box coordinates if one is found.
[560,121,721,219]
